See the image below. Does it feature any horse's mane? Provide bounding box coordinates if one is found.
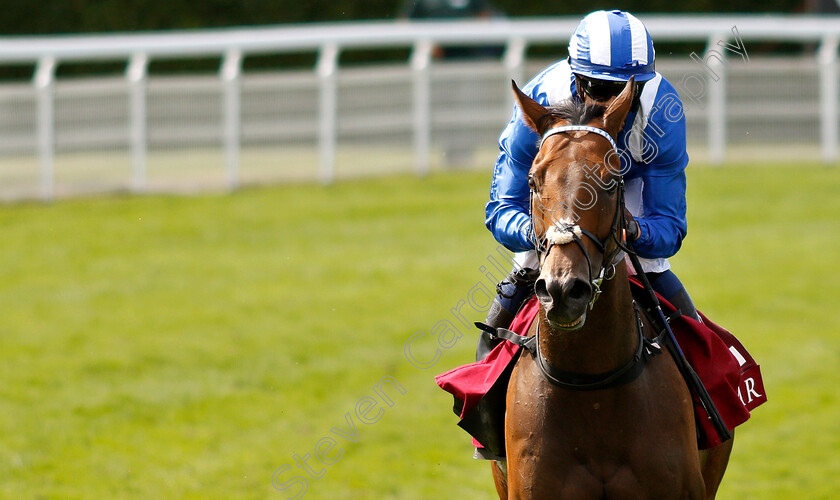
[539,98,606,130]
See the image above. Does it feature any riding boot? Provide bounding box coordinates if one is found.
[475,268,539,362]
[645,270,701,322]
[472,268,538,462]
[668,287,701,322]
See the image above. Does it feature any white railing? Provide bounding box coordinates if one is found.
[0,15,838,200]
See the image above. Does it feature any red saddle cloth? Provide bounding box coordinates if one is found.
[435,278,767,451]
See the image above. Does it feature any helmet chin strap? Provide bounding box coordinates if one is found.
[574,74,586,102]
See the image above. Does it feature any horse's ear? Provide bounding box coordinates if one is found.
[600,76,636,138]
[512,80,549,133]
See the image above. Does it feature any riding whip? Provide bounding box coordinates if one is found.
[626,249,733,443]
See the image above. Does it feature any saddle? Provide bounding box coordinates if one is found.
[435,278,766,457]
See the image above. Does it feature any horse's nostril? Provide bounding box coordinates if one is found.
[566,279,591,302]
[535,278,550,302]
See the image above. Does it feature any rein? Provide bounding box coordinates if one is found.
[483,122,733,438]
[511,123,733,438]
[533,302,663,391]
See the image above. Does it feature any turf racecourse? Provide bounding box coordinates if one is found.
[1,164,838,499]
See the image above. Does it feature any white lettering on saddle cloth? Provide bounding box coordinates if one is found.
[738,377,762,405]
[729,346,747,366]
[546,224,583,246]
[730,345,763,405]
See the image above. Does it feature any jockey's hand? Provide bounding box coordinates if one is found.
[624,209,641,242]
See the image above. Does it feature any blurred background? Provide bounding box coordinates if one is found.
[1,0,839,199]
[1,2,839,499]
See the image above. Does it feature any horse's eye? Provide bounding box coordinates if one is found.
[528,175,536,190]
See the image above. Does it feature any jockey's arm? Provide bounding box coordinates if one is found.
[630,85,690,259]
[632,163,688,259]
[485,108,539,253]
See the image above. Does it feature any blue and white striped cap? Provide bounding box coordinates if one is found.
[568,10,656,82]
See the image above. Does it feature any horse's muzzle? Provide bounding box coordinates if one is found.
[535,276,591,329]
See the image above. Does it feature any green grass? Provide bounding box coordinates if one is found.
[0,164,838,499]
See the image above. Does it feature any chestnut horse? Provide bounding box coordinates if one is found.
[490,79,733,499]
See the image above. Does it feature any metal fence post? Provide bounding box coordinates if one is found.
[504,37,527,111]
[819,35,839,165]
[34,56,56,200]
[317,43,339,184]
[221,49,243,189]
[127,53,148,192]
[704,33,727,165]
[411,39,432,177]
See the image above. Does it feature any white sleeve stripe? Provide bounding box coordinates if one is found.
[544,62,573,106]
[628,73,662,163]
[637,73,663,130]
[627,14,648,66]
[587,11,613,67]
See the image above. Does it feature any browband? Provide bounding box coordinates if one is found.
[540,125,617,152]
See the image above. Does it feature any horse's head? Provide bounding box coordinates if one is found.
[512,78,635,331]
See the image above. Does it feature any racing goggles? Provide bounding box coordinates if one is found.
[576,75,629,102]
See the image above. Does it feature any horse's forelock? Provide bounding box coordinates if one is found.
[545,99,606,128]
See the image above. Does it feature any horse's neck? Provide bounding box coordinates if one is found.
[538,264,638,375]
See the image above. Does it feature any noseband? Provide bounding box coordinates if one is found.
[531,125,629,309]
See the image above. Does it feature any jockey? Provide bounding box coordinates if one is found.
[479,9,700,362]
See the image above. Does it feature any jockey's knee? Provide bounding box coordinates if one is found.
[476,268,538,361]
[490,268,539,323]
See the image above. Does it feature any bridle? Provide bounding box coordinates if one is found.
[530,125,631,310]
[474,121,663,391]
[479,113,729,432]
[518,123,663,390]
